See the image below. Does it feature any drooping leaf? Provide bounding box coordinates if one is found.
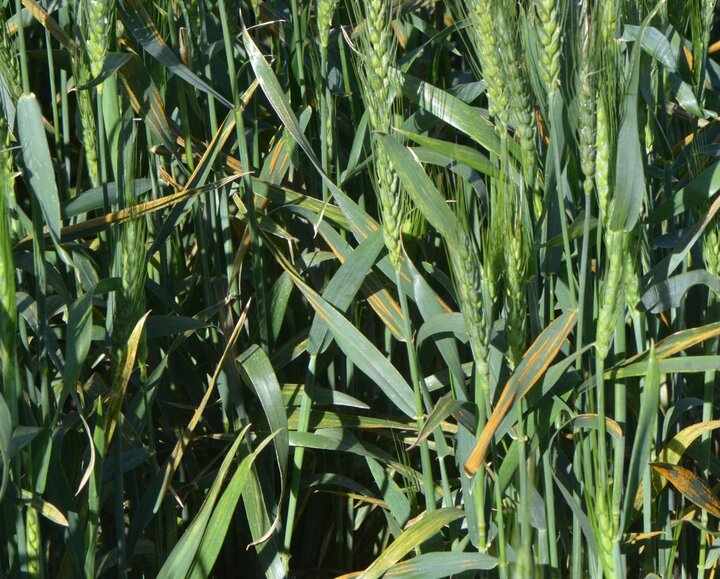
[640,270,720,313]
[120,0,232,108]
[621,25,677,72]
[399,72,501,156]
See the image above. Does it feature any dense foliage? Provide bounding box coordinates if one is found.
[1,0,720,577]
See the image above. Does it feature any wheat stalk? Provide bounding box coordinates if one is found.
[0,116,17,410]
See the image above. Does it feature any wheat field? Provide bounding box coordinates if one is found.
[1,0,720,577]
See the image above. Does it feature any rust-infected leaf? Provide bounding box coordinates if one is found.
[612,320,720,375]
[464,309,577,476]
[634,420,720,512]
[651,462,720,518]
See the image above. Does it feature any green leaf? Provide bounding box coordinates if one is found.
[399,72,501,156]
[237,345,289,491]
[366,457,411,529]
[268,244,416,418]
[359,508,464,579]
[384,552,497,578]
[58,290,96,412]
[157,425,251,579]
[409,394,466,450]
[64,178,153,218]
[411,147,488,196]
[307,231,385,354]
[396,128,499,178]
[609,355,720,379]
[670,74,703,117]
[640,270,720,313]
[377,134,462,251]
[241,21,381,246]
[188,432,279,579]
[296,280,417,418]
[416,313,468,349]
[649,161,720,224]
[641,193,720,291]
[622,343,660,529]
[288,430,421,486]
[118,54,178,153]
[621,25,677,72]
[406,259,466,395]
[149,110,242,256]
[17,93,72,265]
[76,53,133,89]
[145,316,211,339]
[281,384,370,410]
[120,0,232,108]
[309,218,405,340]
[610,41,646,232]
[286,409,411,432]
